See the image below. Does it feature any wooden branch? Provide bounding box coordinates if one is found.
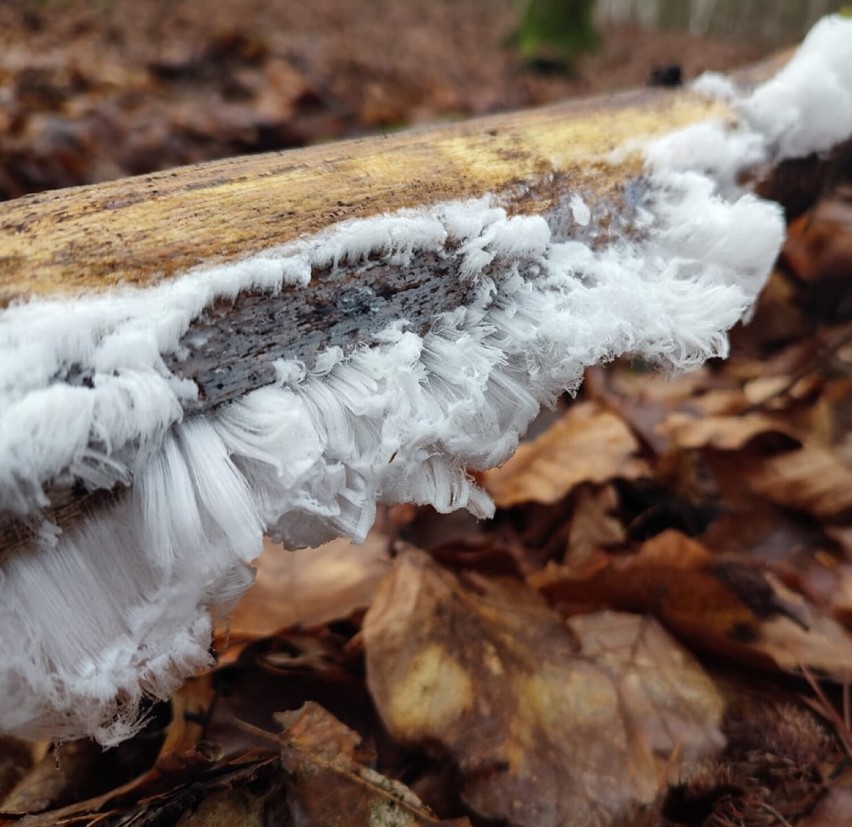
[1,51,844,557]
[0,88,727,303]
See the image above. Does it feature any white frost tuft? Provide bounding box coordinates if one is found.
[695,14,852,162]
[569,194,591,226]
[1,14,851,744]
[692,71,739,103]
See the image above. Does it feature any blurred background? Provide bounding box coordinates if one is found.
[0,0,848,200]
[599,0,847,42]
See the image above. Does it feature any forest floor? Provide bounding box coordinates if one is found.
[1,3,852,827]
[0,0,769,199]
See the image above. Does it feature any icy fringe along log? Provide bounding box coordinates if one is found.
[0,16,851,746]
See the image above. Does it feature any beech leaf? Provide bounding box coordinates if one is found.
[534,529,852,678]
[483,402,650,507]
[363,550,724,827]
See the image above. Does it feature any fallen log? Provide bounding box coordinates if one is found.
[0,15,850,744]
[0,59,805,556]
[0,87,731,559]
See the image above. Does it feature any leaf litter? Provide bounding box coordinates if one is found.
[5,162,852,827]
[0,0,770,201]
[364,550,724,827]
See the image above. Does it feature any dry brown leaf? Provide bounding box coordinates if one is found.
[483,401,649,507]
[363,550,724,827]
[743,374,794,405]
[756,593,852,677]
[732,268,811,352]
[566,611,726,771]
[276,702,470,826]
[564,484,626,569]
[584,365,716,454]
[790,553,852,630]
[828,525,852,559]
[533,530,760,642]
[746,445,852,518]
[223,533,390,645]
[0,739,36,805]
[837,430,852,469]
[1,740,108,815]
[784,197,852,285]
[175,787,265,827]
[699,494,825,564]
[533,530,852,679]
[2,680,220,820]
[26,756,283,827]
[587,364,713,408]
[658,412,800,451]
[156,676,219,773]
[743,373,823,409]
[275,702,367,764]
[690,388,754,417]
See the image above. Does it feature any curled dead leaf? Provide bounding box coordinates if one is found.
[363,550,724,827]
[658,412,800,452]
[533,529,852,679]
[746,445,852,518]
[483,402,650,507]
[565,484,626,569]
[783,197,852,320]
[175,787,265,827]
[0,738,35,805]
[221,533,391,654]
[275,702,470,826]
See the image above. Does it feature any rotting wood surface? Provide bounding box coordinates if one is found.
[0,52,845,556]
[0,88,724,302]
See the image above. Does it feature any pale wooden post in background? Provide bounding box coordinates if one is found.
[596,0,847,44]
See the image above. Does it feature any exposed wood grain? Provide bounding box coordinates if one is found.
[0,88,729,303]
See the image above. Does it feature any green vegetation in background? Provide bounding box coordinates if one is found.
[508,0,600,71]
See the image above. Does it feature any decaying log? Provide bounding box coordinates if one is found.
[0,88,724,302]
[0,51,848,559]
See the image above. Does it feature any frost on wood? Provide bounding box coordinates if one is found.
[0,15,850,744]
